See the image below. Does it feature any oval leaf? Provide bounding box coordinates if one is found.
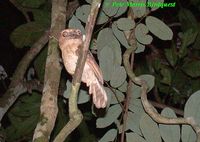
[182,60,200,77]
[64,81,90,104]
[112,23,130,48]
[159,108,180,142]
[126,132,146,142]
[130,0,147,18]
[148,0,164,11]
[68,15,85,34]
[127,111,143,135]
[116,18,135,31]
[140,113,162,142]
[110,65,127,88]
[145,16,173,40]
[139,74,155,92]
[20,0,45,8]
[135,24,153,45]
[113,0,128,18]
[109,89,124,104]
[97,28,122,66]
[182,90,200,142]
[102,0,118,17]
[76,5,108,25]
[164,45,177,67]
[135,42,145,53]
[10,22,45,48]
[96,104,122,128]
[118,81,128,92]
[99,129,117,142]
[129,98,145,114]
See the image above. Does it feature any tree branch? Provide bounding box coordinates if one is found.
[53,0,102,142]
[9,0,31,22]
[0,31,49,121]
[32,0,67,141]
[123,45,200,142]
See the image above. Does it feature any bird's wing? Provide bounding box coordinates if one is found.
[87,51,104,84]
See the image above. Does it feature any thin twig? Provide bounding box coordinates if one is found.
[53,1,103,142]
[120,22,137,142]
[0,31,49,121]
[9,0,31,22]
[123,46,200,142]
[104,81,123,109]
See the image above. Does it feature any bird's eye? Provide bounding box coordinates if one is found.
[76,30,81,35]
[62,31,69,37]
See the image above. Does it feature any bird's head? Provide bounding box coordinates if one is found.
[59,29,83,50]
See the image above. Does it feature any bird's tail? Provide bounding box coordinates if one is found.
[89,79,107,108]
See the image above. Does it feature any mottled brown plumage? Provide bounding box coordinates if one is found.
[59,29,107,108]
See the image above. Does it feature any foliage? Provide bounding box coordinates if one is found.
[5,0,200,141]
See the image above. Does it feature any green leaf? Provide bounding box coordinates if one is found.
[126,132,146,142]
[32,9,51,27]
[159,108,180,142]
[182,90,200,142]
[118,80,128,92]
[113,0,128,17]
[135,42,145,53]
[34,46,48,81]
[193,25,200,49]
[160,67,171,85]
[75,5,89,23]
[164,45,178,66]
[98,45,114,81]
[130,0,147,18]
[184,90,200,123]
[64,81,90,104]
[130,83,142,99]
[5,93,41,141]
[104,87,112,107]
[97,28,116,51]
[145,16,173,40]
[17,0,45,8]
[139,74,155,91]
[10,92,41,117]
[110,65,127,88]
[68,15,85,34]
[140,113,162,142]
[5,115,38,141]
[129,75,155,99]
[129,98,145,114]
[75,5,108,25]
[135,24,153,45]
[116,18,135,31]
[179,29,198,58]
[112,22,130,48]
[97,28,122,65]
[99,129,117,142]
[182,59,200,77]
[148,0,164,11]
[127,111,144,135]
[96,104,122,128]
[102,0,118,17]
[97,28,122,80]
[178,8,198,31]
[108,88,124,105]
[51,100,69,138]
[152,58,161,71]
[10,22,45,48]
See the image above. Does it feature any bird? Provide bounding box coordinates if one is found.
[58,29,107,108]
